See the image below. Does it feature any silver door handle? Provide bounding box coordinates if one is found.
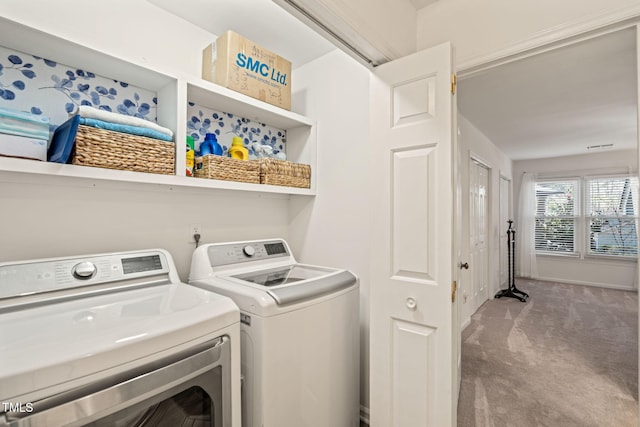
[7,338,227,425]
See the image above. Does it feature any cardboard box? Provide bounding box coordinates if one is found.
[203,31,291,110]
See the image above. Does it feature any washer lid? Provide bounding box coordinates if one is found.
[231,264,330,287]
[229,265,357,306]
[0,283,238,402]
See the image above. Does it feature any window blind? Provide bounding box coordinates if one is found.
[586,176,638,257]
[535,180,578,254]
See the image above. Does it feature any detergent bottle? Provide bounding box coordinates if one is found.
[200,133,223,156]
[186,136,195,177]
[228,136,249,160]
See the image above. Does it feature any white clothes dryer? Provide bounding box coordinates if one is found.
[0,249,241,427]
[189,239,360,427]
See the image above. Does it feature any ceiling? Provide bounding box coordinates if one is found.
[147,0,336,68]
[458,27,638,161]
[149,1,636,162]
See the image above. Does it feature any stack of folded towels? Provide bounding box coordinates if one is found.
[0,106,50,161]
[74,105,174,142]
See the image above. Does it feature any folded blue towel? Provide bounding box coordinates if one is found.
[0,107,50,140]
[0,121,50,140]
[0,107,49,125]
[79,117,173,142]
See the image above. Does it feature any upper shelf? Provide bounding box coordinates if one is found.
[0,16,313,132]
[186,80,313,130]
[0,17,175,92]
[0,156,313,196]
[0,16,317,197]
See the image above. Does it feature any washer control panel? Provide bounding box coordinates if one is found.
[208,240,290,267]
[0,251,169,300]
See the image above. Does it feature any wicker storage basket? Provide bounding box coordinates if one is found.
[72,125,175,175]
[194,155,260,184]
[259,158,311,188]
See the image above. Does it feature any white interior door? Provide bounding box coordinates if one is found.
[469,159,489,312]
[369,42,454,427]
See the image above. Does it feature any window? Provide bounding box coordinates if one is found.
[535,175,638,258]
[586,176,639,256]
[535,180,578,254]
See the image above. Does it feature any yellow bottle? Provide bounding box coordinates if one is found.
[228,136,249,160]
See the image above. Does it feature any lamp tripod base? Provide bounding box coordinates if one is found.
[495,287,529,303]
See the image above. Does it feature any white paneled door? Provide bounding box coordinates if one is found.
[369,43,455,427]
[469,159,489,313]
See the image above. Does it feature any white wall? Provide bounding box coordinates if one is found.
[340,0,417,58]
[513,150,638,290]
[416,0,640,67]
[0,177,290,280]
[457,114,512,327]
[288,49,372,413]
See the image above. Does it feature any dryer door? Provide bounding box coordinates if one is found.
[1,338,231,427]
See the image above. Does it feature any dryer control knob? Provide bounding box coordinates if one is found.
[243,245,256,257]
[72,262,97,280]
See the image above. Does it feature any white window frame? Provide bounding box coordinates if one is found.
[534,174,638,260]
[534,178,580,257]
[584,174,639,259]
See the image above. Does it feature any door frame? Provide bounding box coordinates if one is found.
[468,154,492,313]
[459,151,493,329]
[454,11,640,423]
[456,6,640,76]
[362,8,640,425]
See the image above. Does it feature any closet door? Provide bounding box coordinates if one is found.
[469,158,490,312]
[370,42,455,427]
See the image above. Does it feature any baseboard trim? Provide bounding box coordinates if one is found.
[461,316,471,331]
[525,275,637,292]
[360,405,370,425]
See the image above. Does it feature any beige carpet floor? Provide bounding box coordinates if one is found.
[457,278,638,427]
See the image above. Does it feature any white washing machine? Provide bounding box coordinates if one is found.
[189,239,360,427]
[0,249,241,427]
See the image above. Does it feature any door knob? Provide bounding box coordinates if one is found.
[460,262,469,270]
[406,297,418,310]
